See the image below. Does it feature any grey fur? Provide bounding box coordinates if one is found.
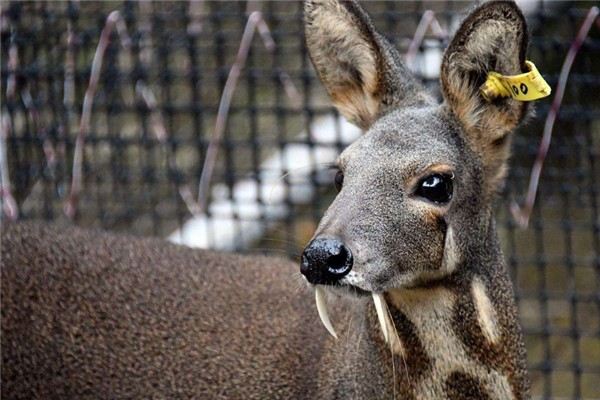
[2,1,531,399]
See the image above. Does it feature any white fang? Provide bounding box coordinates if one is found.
[373,293,403,354]
[315,286,338,339]
[373,292,390,343]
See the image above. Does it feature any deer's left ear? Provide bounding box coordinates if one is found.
[441,1,529,188]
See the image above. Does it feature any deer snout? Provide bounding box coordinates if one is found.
[300,238,353,285]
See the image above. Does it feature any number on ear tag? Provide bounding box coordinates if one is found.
[479,60,551,102]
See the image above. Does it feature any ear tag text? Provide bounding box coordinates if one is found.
[479,60,551,102]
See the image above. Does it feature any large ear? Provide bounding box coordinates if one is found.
[304,0,434,130]
[441,1,529,190]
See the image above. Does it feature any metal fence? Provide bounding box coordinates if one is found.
[1,1,599,398]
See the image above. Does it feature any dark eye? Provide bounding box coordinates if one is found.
[334,170,344,192]
[416,173,453,204]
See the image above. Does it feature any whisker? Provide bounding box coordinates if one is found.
[268,226,305,243]
[382,299,398,400]
[248,248,300,258]
[266,162,335,205]
[353,308,364,398]
[261,237,304,249]
[384,298,410,393]
[345,301,354,348]
[290,273,308,295]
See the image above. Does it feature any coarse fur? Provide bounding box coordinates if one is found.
[2,224,325,399]
[2,1,531,399]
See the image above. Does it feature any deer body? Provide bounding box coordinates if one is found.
[2,1,532,399]
[2,223,326,399]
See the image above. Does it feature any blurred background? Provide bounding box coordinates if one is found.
[1,1,599,398]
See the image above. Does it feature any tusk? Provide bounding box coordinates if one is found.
[315,286,338,339]
[372,292,390,343]
[372,292,404,355]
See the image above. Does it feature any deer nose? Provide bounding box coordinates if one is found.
[300,238,353,285]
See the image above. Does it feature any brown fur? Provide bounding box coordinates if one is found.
[2,223,324,399]
[446,371,494,400]
[2,1,532,399]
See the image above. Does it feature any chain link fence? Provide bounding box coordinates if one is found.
[1,1,599,398]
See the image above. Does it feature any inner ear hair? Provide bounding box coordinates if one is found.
[304,0,435,130]
[304,0,382,129]
[441,0,530,127]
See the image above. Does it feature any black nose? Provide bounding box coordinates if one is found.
[300,238,353,285]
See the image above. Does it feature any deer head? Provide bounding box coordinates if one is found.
[301,0,530,326]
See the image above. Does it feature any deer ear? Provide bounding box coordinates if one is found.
[441,1,529,189]
[305,0,433,130]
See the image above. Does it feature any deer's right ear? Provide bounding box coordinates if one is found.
[304,0,432,130]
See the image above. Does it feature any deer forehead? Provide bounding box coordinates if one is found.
[340,107,464,181]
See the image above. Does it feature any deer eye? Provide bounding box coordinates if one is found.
[334,170,344,192]
[416,173,453,204]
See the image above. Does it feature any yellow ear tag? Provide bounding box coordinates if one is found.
[479,60,551,102]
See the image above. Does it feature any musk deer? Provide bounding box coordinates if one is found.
[2,0,536,398]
